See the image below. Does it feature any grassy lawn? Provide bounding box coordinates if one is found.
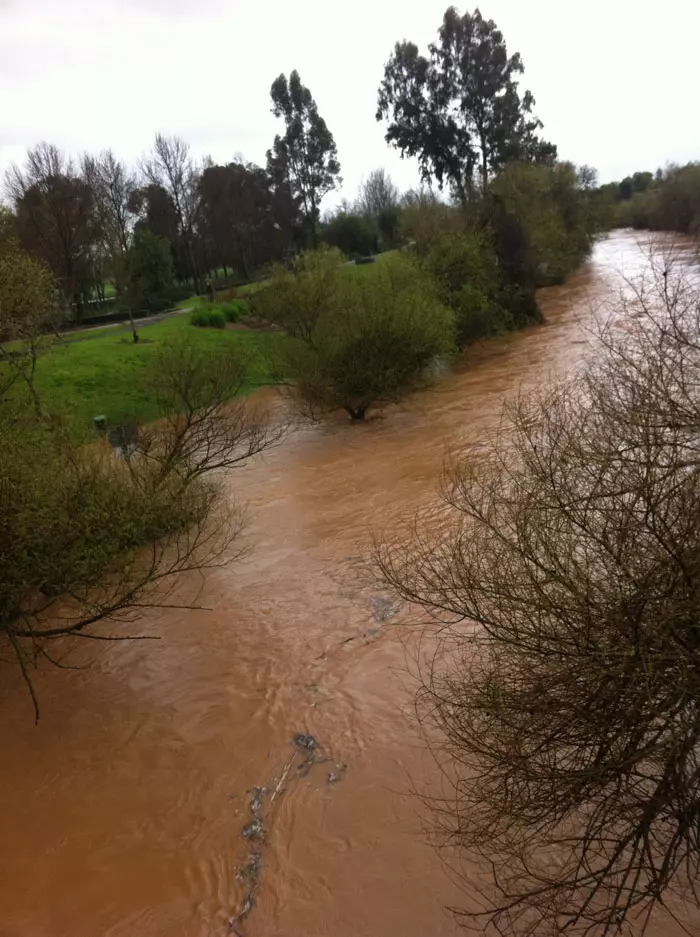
[30,315,278,428]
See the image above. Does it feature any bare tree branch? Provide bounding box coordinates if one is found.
[377,241,700,935]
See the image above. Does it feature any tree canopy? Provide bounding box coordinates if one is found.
[376,6,556,205]
[6,143,98,318]
[267,70,341,241]
[198,161,295,280]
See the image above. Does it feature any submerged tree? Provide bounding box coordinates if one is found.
[253,250,454,419]
[267,70,341,242]
[378,247,700,934]
[377,6,556,205]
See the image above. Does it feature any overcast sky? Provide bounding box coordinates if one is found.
[1,0,698,208]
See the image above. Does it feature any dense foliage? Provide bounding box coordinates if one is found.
[252,250,455,419]
[591,162,700,236]
[377,6,556,204]
[322,211,377,258]
[267,70,341,243]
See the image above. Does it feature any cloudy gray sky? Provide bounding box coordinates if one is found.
[1,0,698,207]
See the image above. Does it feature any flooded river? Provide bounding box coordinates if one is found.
[1,231,698,937]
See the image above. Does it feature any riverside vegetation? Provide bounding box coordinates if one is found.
[2,4,700,936]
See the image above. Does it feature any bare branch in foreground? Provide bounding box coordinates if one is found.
[377,243,700,935]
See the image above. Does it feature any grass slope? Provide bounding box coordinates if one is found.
[31,315,277,427]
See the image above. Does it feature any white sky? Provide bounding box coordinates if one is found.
[1,0,698,208]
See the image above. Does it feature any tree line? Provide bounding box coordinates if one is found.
[0,68,342,324]
[592,162,700,235]
[0,4,570,329]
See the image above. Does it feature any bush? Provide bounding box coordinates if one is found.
[420,230,513,345]
[0,243,59,344]
[191,307,226,329]
[190,298,250,329]
[488,161,598,286]
[219,299,249,323]
[251,248,345,344]
[253,249,455,419]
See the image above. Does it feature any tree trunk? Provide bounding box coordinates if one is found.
[455,179,468,209]
[237,240,252,282]
[128,305,139,343]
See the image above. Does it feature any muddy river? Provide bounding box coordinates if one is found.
[1,230,698,937]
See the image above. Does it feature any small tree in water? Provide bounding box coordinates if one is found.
[253,250,455,420]
[377,246,700,934]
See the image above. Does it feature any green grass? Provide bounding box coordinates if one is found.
[28,315,278,427]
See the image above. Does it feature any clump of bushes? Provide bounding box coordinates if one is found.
[190,298,250,329]
[487,161,598,286]
[244,162,599,417]
[219,299,249,322]
[399,161,597,347]
[191,306,226,329]
[419,229,513,346]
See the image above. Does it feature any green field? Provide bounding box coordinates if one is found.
[29,314,278,427]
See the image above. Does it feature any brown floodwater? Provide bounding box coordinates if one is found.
[1,230,699,937]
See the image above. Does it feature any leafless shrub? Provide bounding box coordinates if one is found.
[377,244,700,935]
